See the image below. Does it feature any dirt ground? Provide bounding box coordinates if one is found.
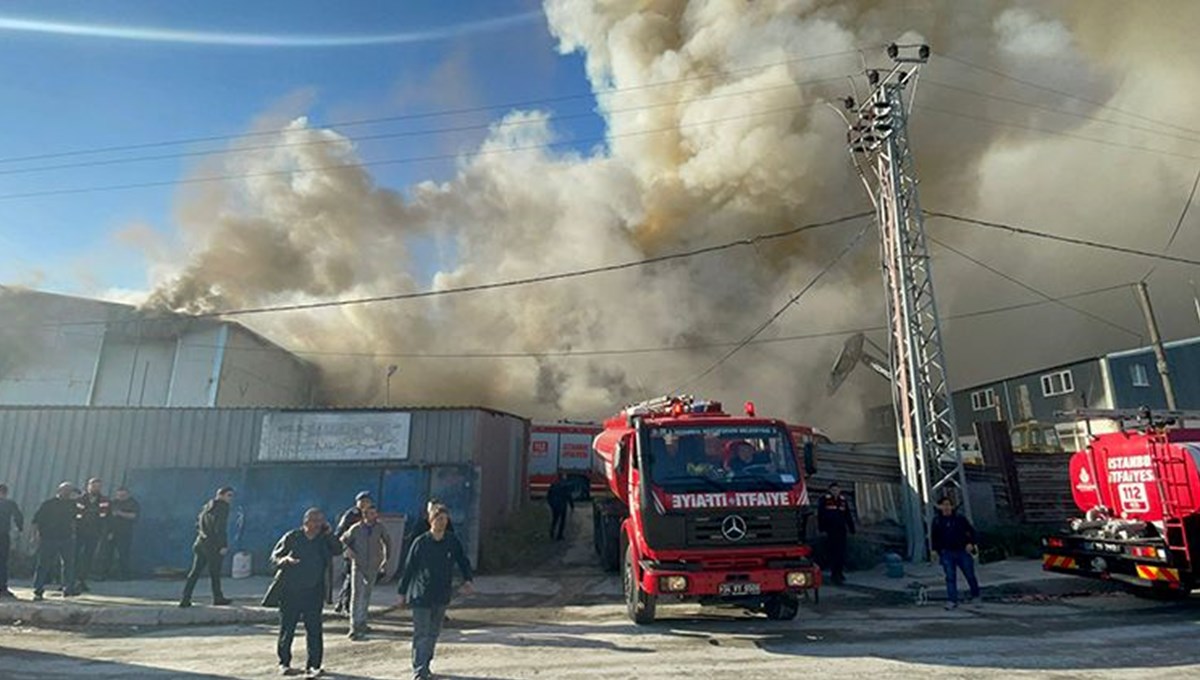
[5,507,1200,679]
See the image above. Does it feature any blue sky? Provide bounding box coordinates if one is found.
[0,0,602,296]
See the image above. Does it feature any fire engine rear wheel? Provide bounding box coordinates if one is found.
[624,545,656,625]
[599,515,621,572]
[764,593,800,621]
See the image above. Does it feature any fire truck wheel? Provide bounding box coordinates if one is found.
[764,593,800,621]
[599,515,621,572]
[624,546,657,625]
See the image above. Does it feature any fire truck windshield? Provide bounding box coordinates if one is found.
[644,425,799,492]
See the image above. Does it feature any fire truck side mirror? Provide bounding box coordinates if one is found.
[615,439,627,472]
[802,441,817,476]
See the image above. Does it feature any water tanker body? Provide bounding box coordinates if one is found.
[1043,413,1200,597]
[591,395,820,624]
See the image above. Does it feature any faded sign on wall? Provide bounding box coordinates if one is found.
[259,411,412,462]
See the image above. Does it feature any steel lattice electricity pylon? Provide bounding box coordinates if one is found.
[840,43,972,560]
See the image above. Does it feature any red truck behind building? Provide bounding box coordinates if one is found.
[591,395,821,624]
[528,423,605,499]
[1042,409,1200,597]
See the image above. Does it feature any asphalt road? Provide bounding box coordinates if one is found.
[5,509,1200,678]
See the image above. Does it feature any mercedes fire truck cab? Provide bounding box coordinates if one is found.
[592,395,821,624]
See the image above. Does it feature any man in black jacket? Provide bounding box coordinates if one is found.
[31,482,78,601]
[0,483,24,599]
[179,486,234,607]
[818,482,856,585]
[268,507,341,677]
[398,504,473,680]
[931,495,980,609]
[546,474,574,541]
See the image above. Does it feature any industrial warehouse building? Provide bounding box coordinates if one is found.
[0,286,315,408]
[0,406,528,574]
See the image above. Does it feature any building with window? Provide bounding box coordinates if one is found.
[868,335,1200,453]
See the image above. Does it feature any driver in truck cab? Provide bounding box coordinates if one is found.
[726,441,774,474]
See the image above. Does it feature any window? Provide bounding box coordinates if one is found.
[970,388,997,412]
[1040,370,1074,397]
[1131,363,1150,388]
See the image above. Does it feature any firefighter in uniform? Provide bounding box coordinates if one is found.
[73,477,110,593]
[818,482,855,585]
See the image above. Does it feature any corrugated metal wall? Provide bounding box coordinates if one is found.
[408,409,478,463]
[0,407,269,527]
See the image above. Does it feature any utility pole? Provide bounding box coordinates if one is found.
[840,43,972,560]
[1135,282,1177,410]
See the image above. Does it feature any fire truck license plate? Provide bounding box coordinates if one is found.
[719,582,761,596]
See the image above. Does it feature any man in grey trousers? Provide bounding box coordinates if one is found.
[340,504,391,640]
[397,504,473,680]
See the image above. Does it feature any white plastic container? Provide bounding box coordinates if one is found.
[231,550,253,579]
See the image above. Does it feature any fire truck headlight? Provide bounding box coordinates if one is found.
[659,576,689,592]
[787,571,811,587]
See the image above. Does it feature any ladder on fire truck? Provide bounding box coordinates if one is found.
[1062,408,1200,571]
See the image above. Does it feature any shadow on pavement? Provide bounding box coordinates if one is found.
[2,645,390,679]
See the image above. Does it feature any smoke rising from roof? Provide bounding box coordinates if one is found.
[141,1,1200,434]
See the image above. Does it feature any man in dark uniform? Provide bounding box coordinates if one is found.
[546,473,574,541]
[818,482,855,585]
[333,490,373,614]
[100,486,139,580]
[73,477,110,592]
[0,483,25,598]
[179,486,234,607]
[32,482,79,601]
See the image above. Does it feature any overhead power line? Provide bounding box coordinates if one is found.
[0,47,867,167]
[1143,165,1200,283]
[671,221,871,391]
[926,211,1200,267]
[927,234,1142,339]
[0,75,850,178]
[32,211,873,327]
[0,101,831,201]
[934,52,1199,137]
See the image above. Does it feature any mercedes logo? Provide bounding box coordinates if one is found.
[721,514,748,542]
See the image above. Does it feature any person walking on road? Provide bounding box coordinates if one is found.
[333,490,372,615]
[397,504,474,680]
[546,474,574,541]
[99,486,139,580]
[341,504,392,640]
[31,482,79,601]
[73,477,111,592]
[932,495,981,610]
[179,486,234,607]
[818,482,856,585]
[0,483,25,598]
[264,507,340,678]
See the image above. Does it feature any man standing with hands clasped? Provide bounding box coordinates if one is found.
[397,504,473,680]
[931,495,981,610]
[341,504,391,640]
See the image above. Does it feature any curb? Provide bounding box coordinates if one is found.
[0,602,400,630]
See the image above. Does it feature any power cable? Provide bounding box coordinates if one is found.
[914,104,1200,163]
[934,52,1199,137]
[38,280,1132,359]
[927,233,1142,339]
[670,221,871,391]
[921,79,1200,146]
[0,75,851,178]
[0,101,830,201]
[926,211,1200,267]
[0,47,867,167]
[31,211,874,327]
[1143,165,1200,282]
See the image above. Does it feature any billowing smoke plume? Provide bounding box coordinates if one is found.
[142,1,1200,434]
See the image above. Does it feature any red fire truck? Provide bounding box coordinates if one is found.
[1042,408,1200,597]
[591,395,821,624]
[528,422,605,499]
